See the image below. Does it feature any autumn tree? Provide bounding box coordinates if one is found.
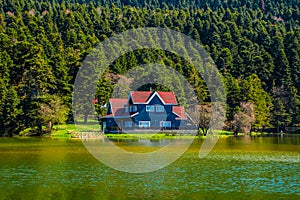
[232,102,255,136]
[190,102,225,135]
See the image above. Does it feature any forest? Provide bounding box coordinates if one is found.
[0,0,299,136]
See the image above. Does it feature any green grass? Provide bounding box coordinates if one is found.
[51,124,76,138]
[104,131,235,139]
[213,130,234,135]
[51,123,101,138]
[249,132,273,136]
[49,124,272,139]
[105,133,196,139]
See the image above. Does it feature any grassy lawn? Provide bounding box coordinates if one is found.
[249,131,273,136]
[50,124,237,139]
[105,132,236,139]
[51,124,237,139]
[50,124,278,139]
[51,124,76,138]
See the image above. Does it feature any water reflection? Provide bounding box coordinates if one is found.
[0,136,299,200]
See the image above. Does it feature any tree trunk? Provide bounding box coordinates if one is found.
[84,113,88,124]
[203,128,208,136]
[48,121,52,134]
[37,122,43,136]
[234,130,238,137]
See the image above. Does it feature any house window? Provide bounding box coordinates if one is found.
[125,121,132,127]
[146,105,154,112]
[133,105,137,112]
[130,106,132,112]
[156,105,164,112]
[139,121,150,128]
[125,106,128,112]
[160,121,171,128]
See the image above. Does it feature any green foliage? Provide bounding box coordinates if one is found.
[39,94,70,134]
[223,73,241,120]
[0,0,299,136]
[240,74,272,128]
[0,51,20,136]
[271,98,291,131]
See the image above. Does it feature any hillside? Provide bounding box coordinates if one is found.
[0,0,299,135]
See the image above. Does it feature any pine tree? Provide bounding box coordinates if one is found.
[0,51,20,136]
[273,49,292,87]
[271,98,291,132]
[223,73,240,121]
[240,74,272,128]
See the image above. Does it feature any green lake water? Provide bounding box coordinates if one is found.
[0,135,299,200]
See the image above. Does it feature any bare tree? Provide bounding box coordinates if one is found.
[189,102,225,135]
[232,102,255,136]
[197,104,211,135]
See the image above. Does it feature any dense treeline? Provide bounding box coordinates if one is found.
[0,0,299,136]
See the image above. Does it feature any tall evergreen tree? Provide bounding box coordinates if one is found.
[240,74,272,128]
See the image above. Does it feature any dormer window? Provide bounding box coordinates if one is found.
[146,105,155,112]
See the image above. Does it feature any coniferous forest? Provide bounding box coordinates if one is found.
[0,0,299,136]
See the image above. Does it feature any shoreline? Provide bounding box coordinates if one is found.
[13,124,300,139]
[49,132,300,139]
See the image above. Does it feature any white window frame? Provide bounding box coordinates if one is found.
[156,105,164,112]
[160,121,171,128]
[139,121,150,128]
[146,105,154,112]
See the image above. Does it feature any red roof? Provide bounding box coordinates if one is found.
[106,92,180,118]
[130,91,152,103]
[130,91,177,104]
[172,106,187,119]
[108,98,128,117]
[157,92,177,104]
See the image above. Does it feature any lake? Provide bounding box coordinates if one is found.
[0,135,299,200]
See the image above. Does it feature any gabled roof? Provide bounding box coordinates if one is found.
[172,106,187,119]
[130,91,152,103]
[130,91,178,105]
[157,92,178,104]
[107,98,128,117]
[105,92,182,119]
